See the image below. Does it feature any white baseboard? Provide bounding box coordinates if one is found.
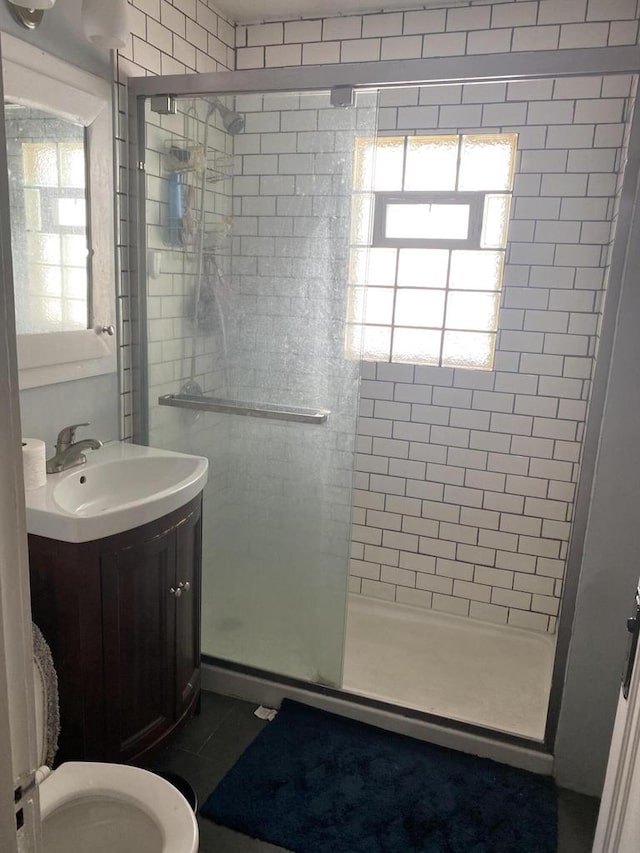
[201,661,554,777]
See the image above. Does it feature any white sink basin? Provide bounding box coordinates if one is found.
[25,442,208,543]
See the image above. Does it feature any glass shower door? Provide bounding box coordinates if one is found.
[140,88,378,687]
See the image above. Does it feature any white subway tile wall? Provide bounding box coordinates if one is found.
[348,75,636,632]
[116,0,235,441]
[236,0,640,69]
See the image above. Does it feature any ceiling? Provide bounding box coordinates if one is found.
[215,0,467,26]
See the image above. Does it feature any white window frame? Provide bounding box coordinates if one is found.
[372,191,485,250]
[1,33,116,389]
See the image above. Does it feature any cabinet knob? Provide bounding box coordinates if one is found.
[178,581,191,593]
[169,586,182,598]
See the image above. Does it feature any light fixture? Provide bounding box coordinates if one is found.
[81,0,130,50]
[6,0,56,30]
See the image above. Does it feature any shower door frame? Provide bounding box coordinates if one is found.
[127,43,640,756]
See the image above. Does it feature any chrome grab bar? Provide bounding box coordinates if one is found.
[158,393,329,425]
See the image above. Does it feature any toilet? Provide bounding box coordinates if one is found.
[32,624,199,853]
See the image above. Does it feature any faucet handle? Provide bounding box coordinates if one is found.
[56,423,90,452]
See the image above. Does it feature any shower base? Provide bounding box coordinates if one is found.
[342,594,556,741]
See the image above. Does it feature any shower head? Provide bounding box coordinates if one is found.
[209,96,245,135]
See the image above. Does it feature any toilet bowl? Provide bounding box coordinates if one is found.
[32,625,198,853]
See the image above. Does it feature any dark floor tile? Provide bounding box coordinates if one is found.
[198,815,290,853]
[557,787,600,853]
[198,697,268,772]
[170,691,238,754]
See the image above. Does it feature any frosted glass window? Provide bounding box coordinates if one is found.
[442,330,495,369]
[394,289,445,328]
[385,202,470,241]
[362,325,392,360]
[482,194,511,249]
[392,328,442,364]
[449,250,503,291]
[397,249,449,288]
[353,136,404,191]
[445,291,500,331]
[404,136,459,191]
[351,193,373,244]
[350,287,395,325]
[459,134,517,191]
[350,247,397,286]
[348,130,516,369]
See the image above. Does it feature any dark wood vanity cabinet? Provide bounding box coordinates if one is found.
[28,494,202,765]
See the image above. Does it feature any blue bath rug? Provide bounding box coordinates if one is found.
[200,699,557,853]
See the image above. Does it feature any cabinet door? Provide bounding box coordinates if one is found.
[101,527,176,761]
[174,499,202,719]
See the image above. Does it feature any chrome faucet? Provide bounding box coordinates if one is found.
[46,423,103,474]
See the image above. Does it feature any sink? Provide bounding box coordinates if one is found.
[25,442,208,543]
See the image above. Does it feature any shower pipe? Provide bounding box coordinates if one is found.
[187,97,242,391]
[128,42,640,759]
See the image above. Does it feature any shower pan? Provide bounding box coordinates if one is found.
[128,49,640,755]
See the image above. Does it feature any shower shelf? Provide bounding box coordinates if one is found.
[158,393,329,424]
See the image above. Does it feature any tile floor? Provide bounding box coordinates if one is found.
[146,689,600,853]
[344,594,556,740]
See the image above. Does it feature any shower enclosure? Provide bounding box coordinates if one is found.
[128,50,639,752]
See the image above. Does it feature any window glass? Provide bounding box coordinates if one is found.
[394,289,445,328]
[385,202,471,241]
[397,248,449,288]
[404,135,458,191]
[392,328,442,364]
[458,133,517,191]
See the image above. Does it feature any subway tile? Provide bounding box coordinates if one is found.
[402,516,440,538]
[469,601,509,625]
[361,12,403,38]
[361,579,396,601]
[416,573,453,595]
[457,543,496,567]
[508,610,550,631]
[433,594,470,617]
[381,35,423,60]
[436,558,474,582]
[559,21,609,48]
[403,9,446,35]
[422,31,468,57]
[453,579,491,603]
[538,0,587,25]
[340,38,381,62]
[467,28,513,55]
[285,19,322,43]
[512,25,560,51]
[400,551,436,574]
[518,536,561,558]
[446,5,491,31]
[492,587,532,610]
[419,536,457,560]
[475,565,514,589]
[496,550,537,574]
